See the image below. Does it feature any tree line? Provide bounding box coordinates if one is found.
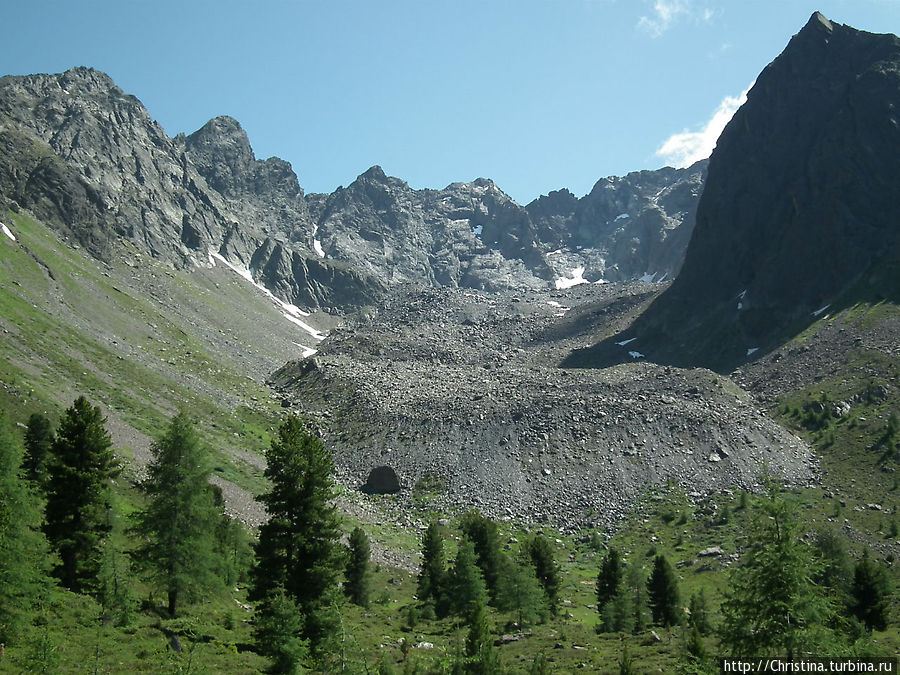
[0,398,894,673]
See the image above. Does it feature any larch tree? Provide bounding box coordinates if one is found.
[250,415,343,652]
[496,551,546,627]
[719,478,837,658]
[527,534,561,615]
[450,537,488,621]
[44,396,119,592]
[460,510,504,604]
[132,411,222,617]
[0,412,54,644]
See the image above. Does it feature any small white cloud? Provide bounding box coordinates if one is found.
[638,0,689,37]
[656,82,753,168]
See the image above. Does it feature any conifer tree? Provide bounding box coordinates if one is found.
[720,478,838,658]
[254,584,309,674]
[460,510,504,603]
[849,550,889,632]
[647,554,680,627]
[209,484,254,587]
[418,521,448,617]
[23,412,54,489]
[345,526,372,608]
[465,598,502,674]
[597,547,622,609]
[496,551,546,627]
[132,411,222,616]
[250,416,343,651]
[626,562,650,633]
[450,537,488,621]
[44,396,119,592]
[687,588,712,636]
[0,412,54,643]
[527,534,561,615]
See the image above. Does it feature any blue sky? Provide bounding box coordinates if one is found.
[3,1,897,203]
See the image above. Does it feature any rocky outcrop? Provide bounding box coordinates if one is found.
[566,13,900,373]
[0,68,383,309]
[0,67,706,311]
[527,161,707,283]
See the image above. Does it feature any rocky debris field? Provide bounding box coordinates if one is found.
[272,283,817,531]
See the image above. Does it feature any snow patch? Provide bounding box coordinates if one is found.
[737,302,743,310]
[313,239,325,258]
[293,342,318,358]
[746,347,759,356]
[615,213,629,221]
[546,249,563,257]
[616,338,637,346]
[1,223,16,241]
[282,313,326,341]
[628,351,645,359]
[554,266,589,290]
[638,272,657,283]
[471,224,483,236]
[210,249,323,340]
[812,304,831,317]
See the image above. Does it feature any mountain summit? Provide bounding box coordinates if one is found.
[566,12,900,373]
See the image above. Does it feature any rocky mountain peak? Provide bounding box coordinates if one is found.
[359,164,388,181]
[806,10,834,35]
[565,14,900,373]
[185,116,259,197]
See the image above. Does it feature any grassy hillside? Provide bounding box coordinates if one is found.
[0,211,898,672]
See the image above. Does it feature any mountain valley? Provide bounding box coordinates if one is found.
[0,10,898,673]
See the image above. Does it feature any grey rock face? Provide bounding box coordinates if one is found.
[0,67,706,312]
[0,68,382,309]
[566,13,900,373]
[527,162,707,284]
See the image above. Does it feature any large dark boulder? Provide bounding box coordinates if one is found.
[361,465,401,495]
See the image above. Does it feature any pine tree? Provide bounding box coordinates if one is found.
[250,416,343,651]
[527,534,561,615]
[597,547,622,609]
[720,478,838,658]
[849,550,889,632]
[23,412,54,489]
[460,510,504,604]
[647,554,680,627]
[418,521,448,617]
[450,537,488,621]
[132,411,222,616]
[44,396,119,592]
[345,526,372,608]
[0,412,54,644]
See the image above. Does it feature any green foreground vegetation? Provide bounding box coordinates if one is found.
[0,392,897,673]
[0,213,897,672]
